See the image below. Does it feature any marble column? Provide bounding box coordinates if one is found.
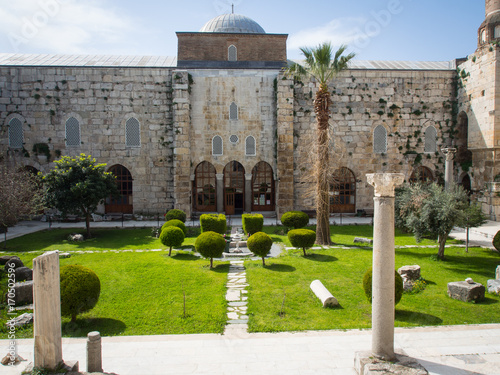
[245,173,253,213]
[33,251,63,370]
[366,173,404,361]
[216,174,224,213]
[87,331,103,373]
[442,147,457,190]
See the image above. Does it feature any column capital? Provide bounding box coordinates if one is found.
[216,173,224,180]
[245,173,253,181]
[366,173,405,197]
[441,147,457,161]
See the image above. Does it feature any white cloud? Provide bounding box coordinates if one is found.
[0,0,144,54]
[288,17,369,57]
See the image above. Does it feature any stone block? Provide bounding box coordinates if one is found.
[447,281,485,302]
[496,265,500,280]
[398,265,421,281]
[353,237,373,245]
[487,279,500,294]
[8,281,33,306]
[355,350,428,375]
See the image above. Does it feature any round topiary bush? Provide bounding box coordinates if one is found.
[60,265,101,322]
[160,226,185,256]
[247,232,273,266]
[363,267,404,306]
[161,219,187,236]
[200,214,227,234]
[288,228,316,256]
[165,209,187,223]
[242,213,264,236]
[281,211,309,229]
[493,230,500,251]
[195,231,226,268]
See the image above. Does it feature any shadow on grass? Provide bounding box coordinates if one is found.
[304,253,338,262]
[476,297,499,305]
[209,263,230,273]
[395,309,443,325]
[171,253,199,261]
[270,236,284,243]
[265,263,296,272]
[62,317,126,337]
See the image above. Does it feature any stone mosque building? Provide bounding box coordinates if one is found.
[1,1,500,219]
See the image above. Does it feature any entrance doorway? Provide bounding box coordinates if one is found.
[106,165,133,214]
[251,161,275,211]
[330,167,356,213]
[224,161,245,215]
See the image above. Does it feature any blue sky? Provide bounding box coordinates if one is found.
[0,0,485,62]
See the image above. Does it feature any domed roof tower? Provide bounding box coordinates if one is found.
[200,14,266,34]
[478,0,500,47]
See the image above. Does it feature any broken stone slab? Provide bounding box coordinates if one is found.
[447,281,485,302]
[310,280,339,308]
[0,255,22,266]
[398,265,421,282]
[5,280,33,306]
[353,237,373,245]
[487,279,500,294]
[355,350,428,375]
[1,353,26,366]
[59,252,71,259]
[6,312,33,328]
[3,257,24,271]
[15,267,33,282]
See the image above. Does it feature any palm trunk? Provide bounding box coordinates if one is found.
[315,84,332,245]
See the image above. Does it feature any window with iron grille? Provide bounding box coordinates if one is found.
[65,117,81,146]
[245,136,256,156]
[228,45,237,62]
[373,125,387,153]
[424,126,437,153]
[8,118,23,149]
[230,102,238,120]
[212,135,223,156]
[126,117,141,147]
[229,135,239,144]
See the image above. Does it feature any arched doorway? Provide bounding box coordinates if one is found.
[251,161,275,211]
[456,111,472,168]
[106,165,133,214]
[193,161,217,212]
[330,167,356,213]
[224,161,245,215]
[460,174,472,195]
[409,166,433,184]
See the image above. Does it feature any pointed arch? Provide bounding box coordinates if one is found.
[8,117,24,149]
[229,102,238,120]
[252,161,275,211]
[193,161,217,212]
[125,117,141,147]
[373,125,387,153]
[65,117,81,146]
[245,136,256,156]
[228,45,237,62]
[105,165,133,214]
[409,166,433,184]
[424,125,437,153]
[212,135,223,156]
[330,167,356,213]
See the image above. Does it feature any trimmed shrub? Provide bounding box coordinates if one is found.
[160,226,185,256]
[165,209,187,223]
[195,231,226,268]
[288,228,316,256]
[161,219,187,235]
[242,213,264,236]
[494,230,500,251]
[281,211,309,229]
[247,232,273,266]
[200,214,227,234]
[60,265,101,322]
[363,267,404,306]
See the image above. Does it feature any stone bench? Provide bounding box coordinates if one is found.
[448,280,485,302]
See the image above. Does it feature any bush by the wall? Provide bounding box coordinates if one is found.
[60,265,101,322]
[281,211,309,229]
[160,226,185,256]
[242,213,264,236]
[195,231,226,268]
[493,230,500,251]
[288,228,316,256]
[363,267,403,306]
[247,232,273,266]
[165,209,187,223]
[200,214,226,234]
[161,219,187,235]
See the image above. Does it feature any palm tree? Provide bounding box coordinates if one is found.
[286,43,355,245]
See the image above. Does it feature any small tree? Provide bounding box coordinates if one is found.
[0,163,45,245]
[363,268,403,305]
[60,265,101,322]
[165,209,187,223]
[200,214,226,234]
[396,182,469,260]
[43,154,118,238]
[195,231,226,268]
[459,202,487,253]
[247,232,273,266]
[160,226,185,256]
[161,219,187,236]
[242,213,264,236]
[281,211,309,229]
[288,228,316,256]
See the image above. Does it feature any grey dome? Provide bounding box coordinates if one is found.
[200,14,265,34]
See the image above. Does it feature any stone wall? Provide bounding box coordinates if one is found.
[0,66,175,214]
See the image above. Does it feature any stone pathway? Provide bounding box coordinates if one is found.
[224,260,250,337]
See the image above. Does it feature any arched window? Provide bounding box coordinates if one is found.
[409,166,433,184]
[245,136,256,156]
[481,29,487,43]
[228,45,237,62]
[212,135,223,156]
[330,168,356,213]
[495,25,500,39]
[229,102,238,120]
[193,161,217,212]
[252,161,275,211]
[373,125,387,153]
[126,117,141,147]
[224,161,245,215]
[65,117,81,146]
[106,165,133,214]
[8,118,23,149]
[424,126,437,153]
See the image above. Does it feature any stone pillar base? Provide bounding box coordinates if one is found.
[355,350,427,374]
